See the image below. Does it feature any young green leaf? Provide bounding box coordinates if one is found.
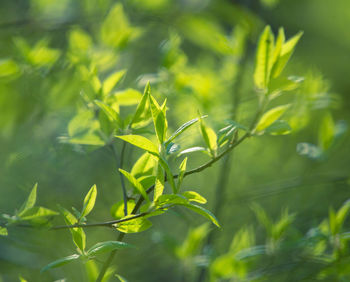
[115,215,152,233]
[17,206,58,221]
[111,199,136,219]
[138,175,156,190]
[130,82,150,126]
[95,100,121,126]
[154,163,165,202]
[81,185,97,218]
[255,105,290,132]
[102,70,126,96]
[318,112,335,151]
[158,156,176,193]
[18,183,37,216]
[149,95,167,144]
[114,88,142,106]
[59,206,86,252]
[0,227,8,236]
[165,117,203,147]
[272,31,303,78]
[177,157,187,192]
[182,191,207,204]
[200,119,217,157]
[178,147,206,156]
[116,274,128,282]
[271,27,285,72]
[41,254,80,272]
[181,204,220,228]
[119,169,150,203]
[86,241,134,257]
[131,152,156,177]
[254,25,275,90]
[116,135,159,155]
[155,194,189,208]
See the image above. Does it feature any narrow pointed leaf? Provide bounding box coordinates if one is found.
[254,26,275,90]
[131,82,150,126]
[182,203,220,228]
[255,105,290,132]
[102,70,126,96]
[81,185,97,218]
[155,194,189,207]
[119,169,150,203]
[182,191,207,204]
[116,135,159,155]
[87,241,134,257]
[318,112,335,151]
[153,163,164,202]
[158,156,176,193]
[177,157,187,192]
[165,117,203,146]
[131,153,156,177]
[95,100,121,126]
[18,183,37,215]
[200,119,217,157]
[41,254,80,272]
[149,95,167,144]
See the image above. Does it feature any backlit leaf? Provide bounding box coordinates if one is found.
[115,215,152,233]
[318,112,335,151]
[87,241,134,257]
[102,70,126,96]
[116,135,158,155]
[41,254,80,272]
[81,185,97,218]
[182,191,207,204]
[18,183,37,216]
[255,105,290,132]
[177,157,187,192]
[119,169,150,203]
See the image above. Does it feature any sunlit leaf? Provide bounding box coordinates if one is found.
[0,227,8,236]
[272,31,303,78]
[41,254,80,272]
[18,206,58,221]
[153,163,164,202]
[81,185,97,218]
[0,59,20,79]
[95,100,121,126]
[178,147,206,156]
[131,82,151,126]
[111,199,136,219]
[182,204,220,228]
[155,194,189,207]
[149,95,167,144]
[87,241,134,257]
[254,26,275,90]
[265,120,292,135]
[115,215,152,233]
[119,169,150,203]
[182,191,207,204]
[116,274,128,282]
[114,89,142,106]
[102,70,126,96]
[18,183,37,216]
[177,157,187,192]
[200,118,217,157]
[165,117,202,146]
[116,135,159,155]
[131,153,156,177]
[255,105,290,132]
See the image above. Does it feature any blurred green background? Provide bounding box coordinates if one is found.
[0,0,350,281]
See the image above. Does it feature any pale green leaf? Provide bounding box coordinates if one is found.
[200,119,217,157]
[131,82,150,126]
[119,169,150,203]
[59,206,86,252]
[149,95,167,144]
[102,70,126,96]
[165,117,202,146]
[114,88,142,106]
[153,163,165,202]
[131,153,156,177]
[81,185,97,218]
[177,157,187,192]
[182,204,220,228]
[41,254,80,272]
[95,100,121,126]
[18,183,37,216]
[18,206,58,221]
[158,156,176,193]
[271,27,285,72]
[115,215,152,233]
[138,175,156,190]
[69,28,92,51]
[0,59,20,79]
[116,274,128,282]
[254,25,275,90]
[272,31,303,78]
[255,105,290,132]
[182,191,207,204]
[111,199,136,219]
[178,147,206,156]
[116,135,159,155]
[87,241,134,257]
[155,194,189,208]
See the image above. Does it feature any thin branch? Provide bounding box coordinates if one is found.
[51,212,148,230]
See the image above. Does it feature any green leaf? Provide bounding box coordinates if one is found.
[255,105,290,132]
[200,118,217,157]
[81,185,97,218]
[318,112,335,151]
[111,199,136,219]
[0,227,8,236]
[182,191,207,204]
[87,241,134,257]
[254,25,275,90]
[269,76,304,96]
[177,157,187,192]
[149,95,167,144]
[17,206,58,221]
[114,88,142,106]
[138,175,156,190]
[119,169,150,203]
[165,117,202,146]
[271,27,285,72]
[116,274,128,282]
[116,135,159,155]
[18,183,37,216]
[41,254,80,272]
[158,156,177,193]
[178,147,206,156]
[182,204,220,228]
[131,153,156,178]
[95,100,121,126]
[59,206,86,252]
[102,70,126,96]
[0,59,20,79]
[153,163,165,202]
[131,82,151,126]
[336,200,350,232]
[115,215,152,233]
[265,120,292,135]
[155,194,189,208]
[272,31,303,78]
